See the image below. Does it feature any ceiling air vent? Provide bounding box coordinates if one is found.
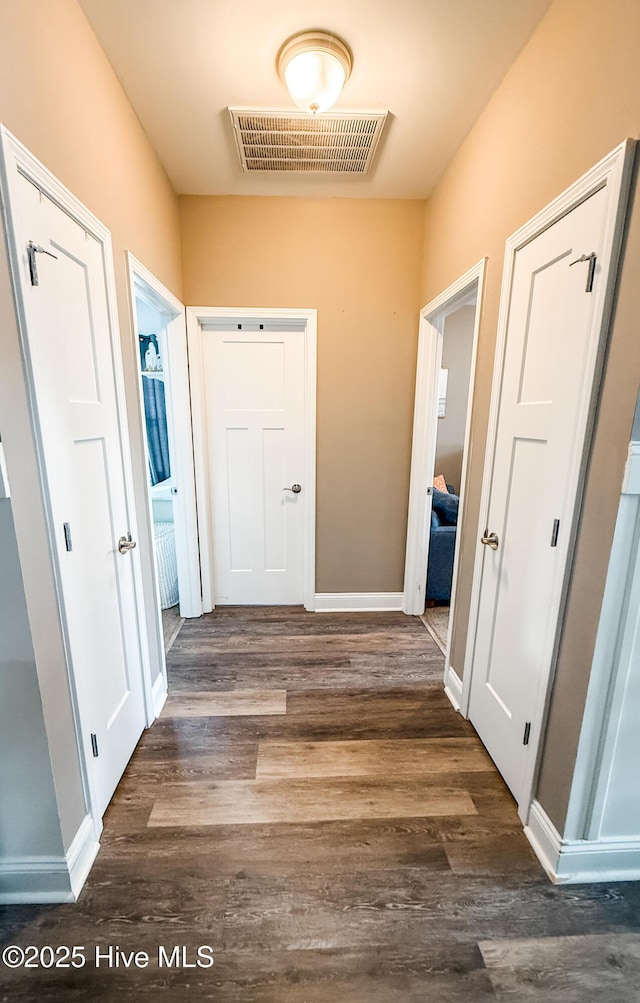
[229,108,388,175]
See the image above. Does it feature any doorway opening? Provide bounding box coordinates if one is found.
[403,261,485,707]
[128,256,201,685]
[137,295,182,650]
[423,302,476,648]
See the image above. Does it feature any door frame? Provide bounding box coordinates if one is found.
[403,260,485,704]
[0,126,153,830]
[126,255,202,712]
[464,139,635,823]
[186,305,317,612]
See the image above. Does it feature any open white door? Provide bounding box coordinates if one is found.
[467,141,634,813]
[0,131,148,817]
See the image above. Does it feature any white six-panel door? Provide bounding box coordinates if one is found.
[468,166,628,808]
[8,169,146,816]
[203,329,306,605]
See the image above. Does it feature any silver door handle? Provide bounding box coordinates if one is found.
[118,532,137,554]
[283,484,302,494]
[480,530,499,551]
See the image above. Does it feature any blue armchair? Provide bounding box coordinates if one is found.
[426,487,459,602]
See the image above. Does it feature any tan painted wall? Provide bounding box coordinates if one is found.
[420,0,640,830]
[0,0,182,852]
[0,0,184,697]
[0,1,181,296]
[180,195,424,593]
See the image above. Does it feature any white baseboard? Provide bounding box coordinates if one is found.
[67,814,100,899]
[0,814,100,904]
[314,592,404,613]
[525,799,640,883]
[444,665,463,713]
[152,671,168,719]
[524,799,564,881]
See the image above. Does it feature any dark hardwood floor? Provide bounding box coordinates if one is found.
[2,608,640,1001]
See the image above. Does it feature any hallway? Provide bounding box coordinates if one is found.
[2,609,640,1000]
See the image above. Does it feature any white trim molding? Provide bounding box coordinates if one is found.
[127,253,202,623]
[403,260,485,716]
[0,815,100,904]
[526,440,640,885]
[151,671,168,719]
[314,592,403,612]
[558,437,640,861]
[444,665,464,712]
[186,306,317,613]
[126,254,201,728]
[403,259,485,623]
[525,800,640,884]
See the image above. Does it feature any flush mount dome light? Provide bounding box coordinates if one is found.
[277,31,353,115]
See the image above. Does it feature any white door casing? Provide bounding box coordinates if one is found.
[403,260,485,708]
[0,131,149,819]
[187,307,317,611]
[127,255,201,719]
[465,140,635,817]
[128,255,201,621]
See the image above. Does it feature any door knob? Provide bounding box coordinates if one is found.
[480,530,499,551]
[283,484,302,494]
[118,532,137,554]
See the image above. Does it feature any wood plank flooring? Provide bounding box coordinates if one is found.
[2,607,640,1002]
[163,689,287,717]
[256,736,494,778]
[148,776,478,826]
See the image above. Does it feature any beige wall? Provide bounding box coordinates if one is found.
[0,0,184,697]
[420,0,640,829]
[0,0,183,852]
[0,0,181,296]
[180,195,424,592]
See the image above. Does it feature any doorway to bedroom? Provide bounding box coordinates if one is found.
[137,295,183,649]
[423,303,476,651]
[129,256,201,670]
[403,261,484,697]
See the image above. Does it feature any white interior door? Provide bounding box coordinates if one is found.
[10,172,146,816]
[203,329,305,605]
[468,183,616,805]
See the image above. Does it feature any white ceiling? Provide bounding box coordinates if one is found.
[79,0,551,199]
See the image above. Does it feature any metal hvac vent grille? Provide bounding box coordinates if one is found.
[229,108,388,175]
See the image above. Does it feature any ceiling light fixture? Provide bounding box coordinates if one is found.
[277,31,353,115]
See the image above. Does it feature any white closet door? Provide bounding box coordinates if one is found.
[203,329,305,605]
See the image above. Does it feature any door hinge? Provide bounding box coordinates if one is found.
[63,522,73,551]
[90,733,99,758]
[550,519,560,548]
[523,722,531,746]
[569,251,597,292]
